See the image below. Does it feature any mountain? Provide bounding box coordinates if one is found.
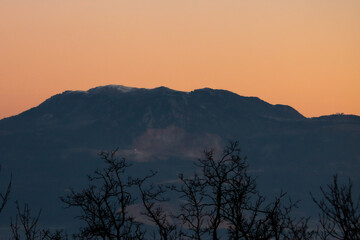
[0,85,359,233]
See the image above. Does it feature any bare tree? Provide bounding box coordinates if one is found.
[217,142,262,240]
[9,201,68,240]
[136,172,178,240]
[59,142,320,240]
[0,164,11,214]
[43,230,69,240]
[175,141,316,240]
[173,173,207,240]
[10,201,47,240]
[258,194,317,240]
[285,216,316,240]
[196,142,244,240]
[312,175,360,240]
[61,150,145,240]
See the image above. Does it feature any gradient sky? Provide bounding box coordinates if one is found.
[0,0,359,119]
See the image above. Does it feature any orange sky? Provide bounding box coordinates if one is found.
[0,0,359,119]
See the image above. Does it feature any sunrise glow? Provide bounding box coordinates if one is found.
[1,0,359,118]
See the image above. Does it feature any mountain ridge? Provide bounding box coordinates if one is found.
[2,85,305,121]
[0,85,359,233]
[3,85,358,123]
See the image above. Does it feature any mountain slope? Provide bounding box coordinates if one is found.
[0,85,359,233]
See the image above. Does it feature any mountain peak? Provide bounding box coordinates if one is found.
[78,85,187,95]
[88,85,145,94]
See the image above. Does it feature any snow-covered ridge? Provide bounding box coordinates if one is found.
[104,85,139,93]
[86,85,189,94]
[88,85,144,93]
[63,85,184,95]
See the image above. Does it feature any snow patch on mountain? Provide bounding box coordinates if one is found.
[85,85,149,94]
[107,85,139,92]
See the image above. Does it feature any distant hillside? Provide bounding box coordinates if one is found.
[0,85,359,234]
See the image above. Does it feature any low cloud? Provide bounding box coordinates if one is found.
[121,126,223,162]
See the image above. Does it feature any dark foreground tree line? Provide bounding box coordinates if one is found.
[0,141,359,240]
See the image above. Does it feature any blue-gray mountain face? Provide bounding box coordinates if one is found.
[0,85,359,231]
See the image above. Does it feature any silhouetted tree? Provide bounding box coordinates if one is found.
[312,175,360,240]
[8,141,358,240]
[175,141,316,240]
[10,201,46,240]
[258,194,317,240]
[196,141,254,239]
[43,230,69,240]
[61,150,145,240]
[0,164,11,215]
[60,142,325,240]
[9,201,68,240]
[136,173,178,240]
[173,173,207,240]
[285,216,316,240]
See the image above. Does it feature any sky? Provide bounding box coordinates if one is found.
[0,0,359,119]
